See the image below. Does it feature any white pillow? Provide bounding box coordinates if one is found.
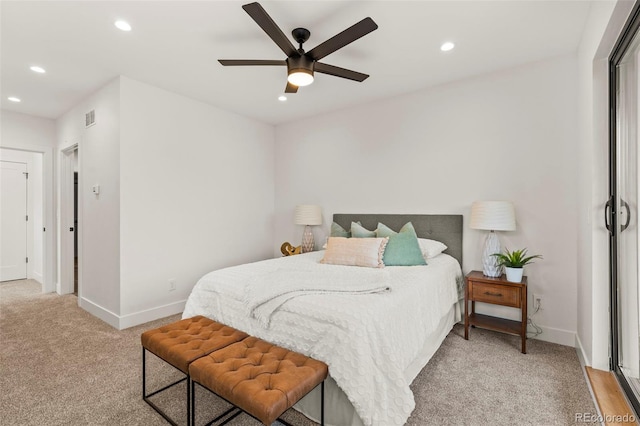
[418,238,447,259]
[321,237,389,268]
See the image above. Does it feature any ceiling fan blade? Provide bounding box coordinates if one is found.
[242,2,298,57]
[315,62,369,82]
[218,59,287,66]
[285,82,299,93]
[306,17,378,61]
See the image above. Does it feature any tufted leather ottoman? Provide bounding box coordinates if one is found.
[189,336,328,426]
[141,315,249,426]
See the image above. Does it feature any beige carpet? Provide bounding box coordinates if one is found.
[1,279,597,425]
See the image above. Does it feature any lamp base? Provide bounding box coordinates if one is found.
[482,231,502,277]
[301,225,314,253]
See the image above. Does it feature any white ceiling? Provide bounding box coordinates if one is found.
[1,1,593,125]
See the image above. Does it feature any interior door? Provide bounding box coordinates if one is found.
[0,161,28,281]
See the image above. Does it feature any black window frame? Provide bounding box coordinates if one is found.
[609,0,640,416]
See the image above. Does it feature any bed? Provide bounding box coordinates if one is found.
[182,214,463,426]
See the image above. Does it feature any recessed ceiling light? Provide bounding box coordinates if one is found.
[278,95,287,102]
[440,42,455,52]
[30,65,46,73]
[115,20,132,31]
[8,97,21,102]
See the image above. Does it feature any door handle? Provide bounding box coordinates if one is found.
[621,199,631,232]
[69,227,74,232]
[605,197,614,235]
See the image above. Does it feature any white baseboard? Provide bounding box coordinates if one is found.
[118,300,186,330]
[575,334,591,367]
[530,325,576,347]
[32,271,43,284]
[79,297,120,329]
[79,297,186,330]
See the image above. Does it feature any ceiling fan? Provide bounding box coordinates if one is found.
[218,2,378,93]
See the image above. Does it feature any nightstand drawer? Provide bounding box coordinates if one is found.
[471,283,520,307]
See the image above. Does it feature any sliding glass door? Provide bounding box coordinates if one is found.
[610,1,640,414]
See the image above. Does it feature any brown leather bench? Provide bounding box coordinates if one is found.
[141,315,248,426]
[189,336,328,426]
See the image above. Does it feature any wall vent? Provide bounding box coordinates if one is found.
[85,110,96,128]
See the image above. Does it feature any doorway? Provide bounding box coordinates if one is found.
[609,0,640,415]
[0,145,53,293]
[0,160,28,281]
[60,145,79,296]
[0,147,46,288]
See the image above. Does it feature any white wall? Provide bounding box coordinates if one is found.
[275,54,579,345]
[57,78,121,320]
[1,109,56,149]
[576,0,635,370]
[0,109,56,292]
[0,149,43,282]
[118,77,275,327]
[53,76,275,329]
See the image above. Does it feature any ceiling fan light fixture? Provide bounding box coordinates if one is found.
[286,55,314,87]
[219,3,378,91]
[287,69,314,87]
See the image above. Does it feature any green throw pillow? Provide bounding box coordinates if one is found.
[375,222,397,238]
[330,222,351,238]
[330,221,363,238]
[351,222,376,238]
[376,222,426,266]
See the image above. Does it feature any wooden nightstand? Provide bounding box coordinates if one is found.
[464,270,528,353]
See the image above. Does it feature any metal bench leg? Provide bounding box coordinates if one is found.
[142,347,187,426]
[187,376,191,426]
[142,347,146,399]
[191,377,195,426]
[192,379,239,426]
[321,381,325,426]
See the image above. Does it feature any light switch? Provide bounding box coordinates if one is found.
[92,184,100,195]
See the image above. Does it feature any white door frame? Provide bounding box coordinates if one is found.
[0,144,54,293]
[60,144,80,296]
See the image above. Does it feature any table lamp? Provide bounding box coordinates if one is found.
[294,205,322,253]
[470,201,516,277]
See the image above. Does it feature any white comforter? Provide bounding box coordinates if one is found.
[183,251,462,426]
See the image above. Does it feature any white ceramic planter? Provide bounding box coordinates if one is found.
[505,266,524,283]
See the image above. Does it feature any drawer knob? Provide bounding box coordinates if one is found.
[484,291,503,297]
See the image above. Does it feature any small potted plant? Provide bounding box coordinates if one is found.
[492,248,542,282]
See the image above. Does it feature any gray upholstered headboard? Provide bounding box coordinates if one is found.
[333,214,463,266]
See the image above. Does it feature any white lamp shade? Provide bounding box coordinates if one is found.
[294,205,322,225]
[470,201,516,231]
